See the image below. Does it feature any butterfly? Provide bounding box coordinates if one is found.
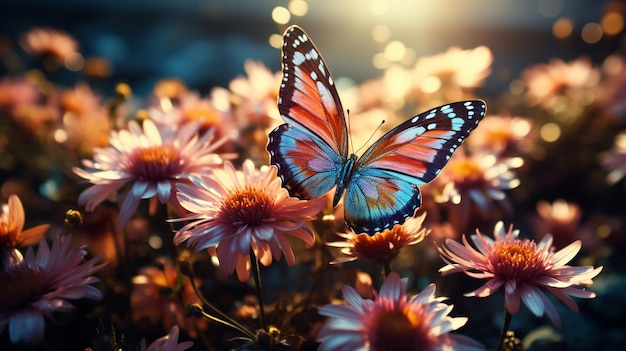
[267,25,486,235]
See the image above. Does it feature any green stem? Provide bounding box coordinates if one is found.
[188,272,255,339]
[156,202,177,259]
[495,305,513,351]
[197,308,256,339]
[382,260,392,278]
[250,251,267,331]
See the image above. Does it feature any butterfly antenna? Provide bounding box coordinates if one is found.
[354,118,386,155]
[346,109,355,153]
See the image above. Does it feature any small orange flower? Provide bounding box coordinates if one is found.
[0,195,49,266]
[327,212,430,265]
[131,260,204,338]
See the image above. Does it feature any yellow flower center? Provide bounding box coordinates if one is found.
[222,187,273,227]
[492,240,548,280]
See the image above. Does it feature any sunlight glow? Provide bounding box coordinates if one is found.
[371,25,391,43]
[384,40,406,62]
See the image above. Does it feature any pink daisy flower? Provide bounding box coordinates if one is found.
[0,195,49,267]
[317,272,484,351]
[73,118,231,228]
[173,160,326,281]
[431,153,521,229]
[0,234,106,344]
[438,221,603,328]
[140,326,193,351]
[19,27,79,63]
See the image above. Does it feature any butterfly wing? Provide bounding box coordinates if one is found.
[344,100,486,234]
[267,25,349,199]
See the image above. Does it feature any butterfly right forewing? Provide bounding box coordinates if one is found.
[343,100,486,234]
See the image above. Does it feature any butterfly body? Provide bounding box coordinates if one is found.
[333,153,358,206]
[268,26,486,234]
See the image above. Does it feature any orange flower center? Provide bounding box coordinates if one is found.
[131,146,180,180]
[351,229,408,263]
[0,221,18,250]
[153,79,187,100]
[448,158,483,181]
[366,304,428,351]
[487,129,512,144]
[492,240,548,280]
[61,90,83,114]
[137,146,177,165]
[184,107,218,129]
[222,187,273,227]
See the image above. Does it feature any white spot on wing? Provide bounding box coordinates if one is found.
[293,52,305,65]
[451,117,464,131]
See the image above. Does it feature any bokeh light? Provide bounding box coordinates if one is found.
[269,33,282,49]
[553,17,574,39]
[371,24,391,43]
[384,40,406,62]
[540,122,561,142]
[288,0,308,17]
[601,11,624,35]
[581,22,603,43]
[272,6,291,24]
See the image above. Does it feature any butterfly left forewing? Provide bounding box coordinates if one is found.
[277,26,349,162]
[344,100,486,234]
[268,25,349,200]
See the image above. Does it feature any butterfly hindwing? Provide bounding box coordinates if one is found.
[344,101,486,234]
[268,123,343,199]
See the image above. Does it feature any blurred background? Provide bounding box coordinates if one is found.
[1,0,621,97]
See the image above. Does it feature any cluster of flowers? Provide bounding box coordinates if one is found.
[0,26,620,350]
